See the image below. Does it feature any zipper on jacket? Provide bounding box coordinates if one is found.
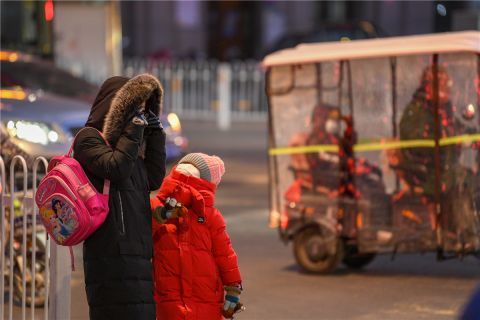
[117,191,126,235]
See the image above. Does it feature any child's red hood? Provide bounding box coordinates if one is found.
[156,168,217,216]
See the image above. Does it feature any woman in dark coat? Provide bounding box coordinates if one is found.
[73,74,166,320]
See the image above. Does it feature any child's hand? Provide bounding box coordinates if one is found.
[152,202,188,224]
[165,197,188,219]
[170,206,188,218]
[222,285,242,319]
[152,206,167,224]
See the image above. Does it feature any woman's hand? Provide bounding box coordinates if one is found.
[146,110,163,130]
[120,111,147,143]
[144,110,163,137]
[132,110,148,126]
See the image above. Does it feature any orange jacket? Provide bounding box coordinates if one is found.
[151,169,242,320]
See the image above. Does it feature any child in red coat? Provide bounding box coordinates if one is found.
[151,153,243,320]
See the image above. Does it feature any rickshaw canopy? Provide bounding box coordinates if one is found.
[264,30,480,260]
[263,31,480,67]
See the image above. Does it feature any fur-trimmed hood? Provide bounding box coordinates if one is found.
[85,74,163,146]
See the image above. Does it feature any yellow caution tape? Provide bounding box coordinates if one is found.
[269,144,339,155]
[439,133,480,146]
[269,134,480,156]
[353,139,435,152]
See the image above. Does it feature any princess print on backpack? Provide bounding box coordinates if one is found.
[56,199,79,231]
[39,198,78,244]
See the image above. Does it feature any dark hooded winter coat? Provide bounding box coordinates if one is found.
[73,74,166,320]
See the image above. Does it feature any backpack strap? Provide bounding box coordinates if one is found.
[69,127,111,195]
[67,127,111,157]
[103,180,110,195]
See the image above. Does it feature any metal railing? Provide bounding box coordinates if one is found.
[1,155,71,320]
[71,59,268,128]
[123,60,268,126]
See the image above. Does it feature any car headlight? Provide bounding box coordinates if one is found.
[6,120,59,145]
[167,113,181,132]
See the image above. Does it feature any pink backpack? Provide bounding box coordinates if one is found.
[35,128,110,268]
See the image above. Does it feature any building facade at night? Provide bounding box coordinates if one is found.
[120,1,480,61]
[1,1,479,62]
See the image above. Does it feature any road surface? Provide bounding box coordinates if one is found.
[7,119,479,320]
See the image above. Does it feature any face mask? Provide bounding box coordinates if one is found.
[325,119,339,134]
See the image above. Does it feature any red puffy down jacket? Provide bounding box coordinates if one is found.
[151,170,242,320]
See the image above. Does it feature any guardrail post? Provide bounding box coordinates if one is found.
[9,156,28,320]
[32,157,48,320]
[48,243,71,320]
[217,63,232,130]
[0,156,5,320]
[173,64,184,115]
[1,155,71,320]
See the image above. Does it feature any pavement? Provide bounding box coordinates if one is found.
[162,120,480,320]
[6,119,480,319]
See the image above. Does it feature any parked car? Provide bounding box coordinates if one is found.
[0,51,187,164]
[0,87,89,166]
[0,51,98,103]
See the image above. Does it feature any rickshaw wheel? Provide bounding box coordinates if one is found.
[342,245,375,269]
[293,227,343,274]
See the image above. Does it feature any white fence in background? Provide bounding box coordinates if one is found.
[123,60,268,127]
[1,156,70,320]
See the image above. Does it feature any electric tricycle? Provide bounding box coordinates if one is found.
[263,31,480,273]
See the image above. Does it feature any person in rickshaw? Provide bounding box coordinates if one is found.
[398,65,460,230]
[285,103,340,203]
[305,103,341,196]
[287,103,362,198]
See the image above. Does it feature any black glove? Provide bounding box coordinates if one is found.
[145,110,163,130]
[122,111,147,142]
[132,110,148,126]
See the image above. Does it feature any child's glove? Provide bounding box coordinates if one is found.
[222,284,243,319]
[152,197,187,224]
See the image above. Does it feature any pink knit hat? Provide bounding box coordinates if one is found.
[178,153,225,185]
